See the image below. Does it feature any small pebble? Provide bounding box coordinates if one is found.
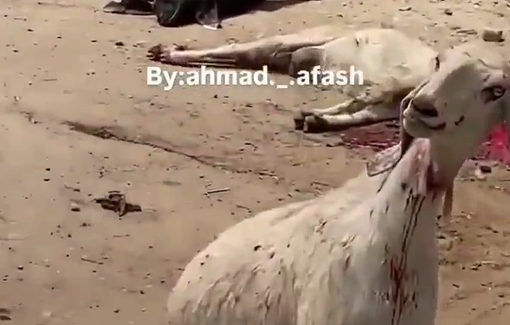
[42,311,52,318]
[70,203,81,212]
[482,28,504,42]
[479,165,492,173]
[134,40,146,47]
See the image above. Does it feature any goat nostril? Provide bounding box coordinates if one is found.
[412,102,439,117]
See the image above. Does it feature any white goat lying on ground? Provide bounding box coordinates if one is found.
[165,41,510,325]
[148,27,438,132]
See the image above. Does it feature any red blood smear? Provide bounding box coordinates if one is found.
[335,122,510,166]
[336,121,400,150]
[476,123,510,165]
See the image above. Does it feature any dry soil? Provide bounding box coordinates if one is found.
[1,0,510,324]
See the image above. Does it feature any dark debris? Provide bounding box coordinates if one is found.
[94,190,142,217]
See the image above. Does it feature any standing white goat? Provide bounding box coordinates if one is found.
[166,42,510,325]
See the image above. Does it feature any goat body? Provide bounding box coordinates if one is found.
[167,140,442,325]
[148,28,437,132]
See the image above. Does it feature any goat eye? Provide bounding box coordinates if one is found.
[482,85,506,102]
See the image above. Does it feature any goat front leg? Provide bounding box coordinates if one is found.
[300,103,400,133]
[147,34,334,73]
[294,87,412,132]
[294,98,359,130]
[294,89,387,130]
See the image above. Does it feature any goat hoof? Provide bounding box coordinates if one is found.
[303,115,330,133]
[147,44,188,63]
[147,44,166,61]
[293,110,315,130]
[293,113,305,130]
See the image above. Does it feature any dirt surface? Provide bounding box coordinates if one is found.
[1,0,510,324]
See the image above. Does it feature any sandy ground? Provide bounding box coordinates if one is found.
[1,0,510,324]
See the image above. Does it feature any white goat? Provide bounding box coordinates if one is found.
[148,28,438,132]
[166,42,510,325]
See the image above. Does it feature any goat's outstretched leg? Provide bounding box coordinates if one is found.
[147,34,335,73]
[294,88,412,132]
[298,103,400,133]
[296,98,360,121]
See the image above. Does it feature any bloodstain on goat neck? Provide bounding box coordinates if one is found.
[388,196,424,325]
[401,139,446,197]
[382,142,438,324]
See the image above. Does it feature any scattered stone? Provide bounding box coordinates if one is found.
[134,40,146,47]
[482,28,504,42]
[42,311,52,318]
[70,202,81,212]
[0,315,11,321]
[80,255,103,265]
[479,165,492,174]
[205,187,230,195]
[444,8,453,15]
[0,307,11,321]
[64,184,81,192]
[455,28,477,35]
[94,190,141,217]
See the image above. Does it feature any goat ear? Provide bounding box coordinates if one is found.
[399,93,415,159]
[398,80,430,155]
[365,108,413,177]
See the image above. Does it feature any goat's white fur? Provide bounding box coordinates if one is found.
[166,41,510,325]
[168,142,440,325]
[148,28,437,132]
